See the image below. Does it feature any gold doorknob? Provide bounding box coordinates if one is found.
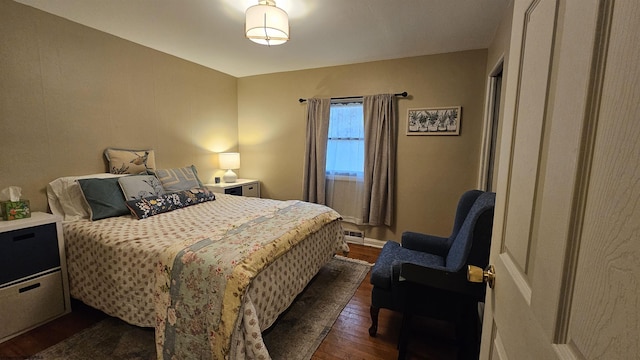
[467,264,496,288]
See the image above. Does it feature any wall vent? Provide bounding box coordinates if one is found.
[343,230,364,244]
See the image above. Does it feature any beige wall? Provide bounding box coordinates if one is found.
[2,1,492,244]
[487,1,514,75]
[238,50,488,242]
[0,1,238,212]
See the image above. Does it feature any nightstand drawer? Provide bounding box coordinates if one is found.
[0,223,60,285]
[0,271,65,340]
[224,186,242,196]
[242,184,259,197]
[206,179,260,198]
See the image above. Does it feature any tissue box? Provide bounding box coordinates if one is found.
[1,200,31,221]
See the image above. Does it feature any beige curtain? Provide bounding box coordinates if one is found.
[362,94,397,226]
[302,98,331,204]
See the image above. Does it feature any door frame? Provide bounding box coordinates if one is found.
[477,58,505,192]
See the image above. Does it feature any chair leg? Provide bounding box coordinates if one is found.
[397,312,412,359]
[369,306,380,337]
[455,301,481,360]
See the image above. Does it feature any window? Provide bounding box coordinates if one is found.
[325,100,365,224]
[303,94,396,226]
[325,101,364,176]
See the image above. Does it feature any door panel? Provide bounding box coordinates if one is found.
[481,0,640,359]
[566,0,640,356]
[501,0,556,275]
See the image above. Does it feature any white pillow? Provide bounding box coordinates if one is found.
[47,173,126,221]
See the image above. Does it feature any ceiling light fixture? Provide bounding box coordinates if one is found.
[245,0,289,46]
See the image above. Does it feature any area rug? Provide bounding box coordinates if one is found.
[31,256,371,360]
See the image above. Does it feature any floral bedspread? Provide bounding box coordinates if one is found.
[154,199,343,359]
[63,195,345,360]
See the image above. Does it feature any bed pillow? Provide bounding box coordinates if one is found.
[78,177,129,221]
[47,173,126,221]
[118,175,165,201]
[155,166,202,192]
[190,165,204,187]
[126,187,216,219]
[104,148,156,174]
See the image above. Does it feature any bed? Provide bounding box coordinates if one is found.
[47,173,347,359]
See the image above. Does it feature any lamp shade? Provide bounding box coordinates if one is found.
[245,0,289,46]
[219,152,240,170]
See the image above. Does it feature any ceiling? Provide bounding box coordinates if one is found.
[15,0,509,78]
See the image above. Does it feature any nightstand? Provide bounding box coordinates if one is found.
[205,179,260,198]
[0,212,71,342]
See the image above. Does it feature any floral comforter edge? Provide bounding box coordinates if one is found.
[154,200,342,359]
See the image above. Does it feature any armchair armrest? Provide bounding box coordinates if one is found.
[399,262,486,299]
[401,231,450,256]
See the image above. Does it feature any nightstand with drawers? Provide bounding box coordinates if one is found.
[0,212,71,342]
[206,179,260,198]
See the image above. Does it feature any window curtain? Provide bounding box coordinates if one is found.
[362,94,397,226]
[303,94,396,227]
[302,98,330,204]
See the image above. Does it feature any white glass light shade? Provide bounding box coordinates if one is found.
[219,152,240,183]
[219,152,240,169]
[245,0,289,46]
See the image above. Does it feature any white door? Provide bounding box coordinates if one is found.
[480,0,640,359]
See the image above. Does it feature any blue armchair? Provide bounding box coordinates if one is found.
[369,190,495,357]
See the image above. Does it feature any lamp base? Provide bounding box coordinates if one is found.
[223,169,238,183]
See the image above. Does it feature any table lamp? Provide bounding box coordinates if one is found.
[219,152,240,183]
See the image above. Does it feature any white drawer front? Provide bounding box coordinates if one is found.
[242,183,259,197]
[0,271,65,340]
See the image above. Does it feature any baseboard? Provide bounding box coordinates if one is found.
[363,237,385,248]
[344,236,364,244]
[345,236,384,248]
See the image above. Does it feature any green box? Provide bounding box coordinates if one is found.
[1,200,31,221]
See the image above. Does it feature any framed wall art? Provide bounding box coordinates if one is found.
[406,106,461,135]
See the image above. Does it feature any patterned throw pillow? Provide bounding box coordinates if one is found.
[78,177,129,221]
[125,188,216,219]
[104,148,156,174]
[118,175,165,201]
[154,166,202,192]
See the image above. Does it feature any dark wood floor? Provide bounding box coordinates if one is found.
[0,244,459,359]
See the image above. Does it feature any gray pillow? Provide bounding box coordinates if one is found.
[78,178,128,221]
[155,166,201,192]
[118,175,165,200]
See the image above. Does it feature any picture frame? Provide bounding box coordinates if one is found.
[406,106,461,135]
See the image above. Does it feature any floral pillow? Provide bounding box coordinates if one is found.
[118,175,165,201]
[125,188,216,219]
[104,148,156,174]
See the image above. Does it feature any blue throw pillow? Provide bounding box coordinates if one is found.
[78,177,129,221]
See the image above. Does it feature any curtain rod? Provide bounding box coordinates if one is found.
[298,91,408,103]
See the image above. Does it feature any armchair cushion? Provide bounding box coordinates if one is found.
[370,241,444,290]
[450,190,484,240]
[400,190,483,257]
[401,231,450,256]
[445,192,496,272]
